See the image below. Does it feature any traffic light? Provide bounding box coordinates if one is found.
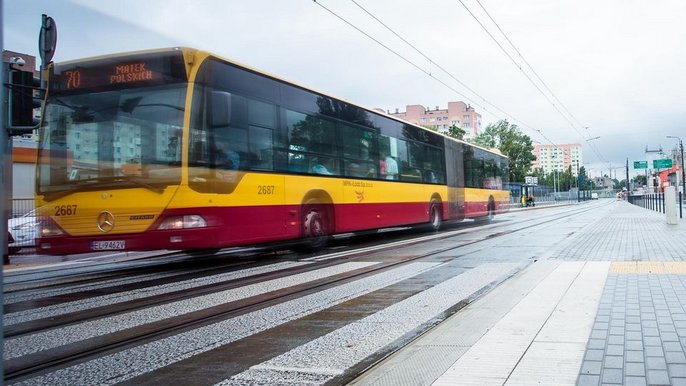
[6,66,43,135]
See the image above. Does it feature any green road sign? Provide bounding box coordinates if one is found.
[653,159,673,169]
[633,161,648,169]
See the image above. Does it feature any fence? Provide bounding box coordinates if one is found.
[628,192,684,219]
[507,188,601,208]
[7,198,37,255]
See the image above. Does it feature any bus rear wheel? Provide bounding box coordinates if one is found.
[487,200,495,221]
[428,201,442,232]
[476,199,495,223]
[301,206,329,250]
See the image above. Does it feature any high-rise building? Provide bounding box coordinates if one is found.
[388,102,481,140]
[532,144,583,175]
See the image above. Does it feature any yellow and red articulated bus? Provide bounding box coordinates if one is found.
[35,47,509,255]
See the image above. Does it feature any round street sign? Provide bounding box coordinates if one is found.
[39,14,57,64]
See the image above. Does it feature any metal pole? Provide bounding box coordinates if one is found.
[680,139,685,211]
[575,161,579,202]
[1,2,7,379]
[626,158,630,197]
[663,193,666,213]
[660,193,664,213]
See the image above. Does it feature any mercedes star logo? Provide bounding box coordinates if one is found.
[97,211,115,233]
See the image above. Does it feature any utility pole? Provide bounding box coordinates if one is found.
[1,4,6,379]
[1,5,7,268]
[667,136,685,196]
[626,158,630,192]
[2,17,55,380]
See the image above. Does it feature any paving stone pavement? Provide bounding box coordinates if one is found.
[551,202,686,262]
[568,202,686,385]
[352,201,686,386]
[578,270,686,386]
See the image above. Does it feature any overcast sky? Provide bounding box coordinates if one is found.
[5,0,686,178]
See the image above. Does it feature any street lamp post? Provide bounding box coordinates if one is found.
[573,159,580,202]
[551,153,558,199]
[584,136,602,201]
[667,135,685,197]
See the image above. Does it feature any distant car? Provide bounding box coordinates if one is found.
[591,193,599,200]
[8,209,38,254]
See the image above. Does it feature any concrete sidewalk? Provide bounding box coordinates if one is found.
[352,202,686,386]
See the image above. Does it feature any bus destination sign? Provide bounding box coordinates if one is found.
[62,62,157,90]
[109,63,153,85]
[51,52,186,92]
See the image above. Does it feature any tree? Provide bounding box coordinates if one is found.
[446,125,466,140]
[633,174,647,186]
[472,120,536,182]
[531,168,548,186]
[423,124,465,140]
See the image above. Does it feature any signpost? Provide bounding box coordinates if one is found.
[653,159,673,169]
[633,161,648,169]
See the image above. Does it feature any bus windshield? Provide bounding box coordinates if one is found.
[37,83,186,199]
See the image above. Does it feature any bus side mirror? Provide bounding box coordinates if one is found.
[209,91,232,128]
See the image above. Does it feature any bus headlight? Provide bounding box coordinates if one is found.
[157,215,207,230]
[39,217,65,237]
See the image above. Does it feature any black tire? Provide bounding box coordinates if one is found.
[476,199,495,223]
[428,201,442,232]
[486,200,495,222]
[301,205,329,250]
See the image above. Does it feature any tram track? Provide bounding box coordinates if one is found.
[3,202,603,384]
[4,201,594,292]
[4,203,597,312]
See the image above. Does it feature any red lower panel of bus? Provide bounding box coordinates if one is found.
[38,201,449,255]
[38,199,512,255]
[464,200,490,218]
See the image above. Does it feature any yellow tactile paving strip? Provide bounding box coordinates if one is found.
[609,262,686,274]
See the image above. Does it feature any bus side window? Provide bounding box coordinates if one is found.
[339,123,377,179]
[288,152,309,173]
[285,109,336,157]
[248,126,274,170]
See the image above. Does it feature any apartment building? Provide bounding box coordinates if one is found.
[532,144,583,175]
[388,102,481,140]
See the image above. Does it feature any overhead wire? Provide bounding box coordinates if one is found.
[463,0,609,165]
[313,0,554,146]
[350,0,559,147]
[344,1,609,174]
[474,0,588,131]
[350,0,497,119]
[311,1,475,108]
[314,0,618,171]
[456,0,588,140]
[316,1,620,177]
